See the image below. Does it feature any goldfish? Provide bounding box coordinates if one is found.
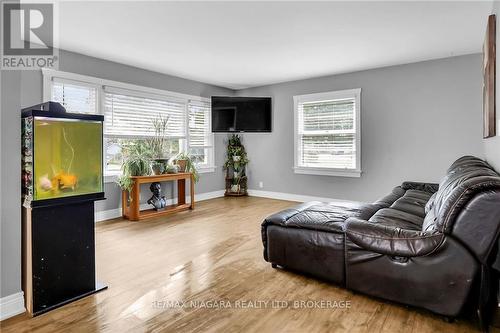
[51,172,78,191]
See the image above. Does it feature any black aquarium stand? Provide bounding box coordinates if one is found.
[23,196,107,316]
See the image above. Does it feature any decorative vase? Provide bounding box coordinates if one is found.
[231,184,240,193]
[176,159,187,172]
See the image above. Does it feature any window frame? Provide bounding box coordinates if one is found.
[293,88,362,177]
[42,69,216,183]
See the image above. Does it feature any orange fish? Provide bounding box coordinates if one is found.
[52,172,78,191]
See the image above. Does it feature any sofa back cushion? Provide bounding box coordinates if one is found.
[423,156,500,233]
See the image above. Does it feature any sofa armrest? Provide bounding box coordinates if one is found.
[344,217,444,257]
[401,181,439,193]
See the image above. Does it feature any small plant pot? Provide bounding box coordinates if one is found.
[231,184,240,193]
[233,155,241,162]
[164,164,179,174]
[176,159,187,172]
[151,163,164,175]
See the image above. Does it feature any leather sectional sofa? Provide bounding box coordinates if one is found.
[261,156,500,324]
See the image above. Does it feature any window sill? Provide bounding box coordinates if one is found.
[293,167,362,178]
[104,166,216,183]
[198,166,217,174]
[104,174,120,183]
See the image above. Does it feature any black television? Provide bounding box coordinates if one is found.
[211,96,272,132]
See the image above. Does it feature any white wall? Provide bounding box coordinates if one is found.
[237,54,485,202]
[485,3,500,171]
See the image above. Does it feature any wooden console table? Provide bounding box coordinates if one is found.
[121,173,194,221]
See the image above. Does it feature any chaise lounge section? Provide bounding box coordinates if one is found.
[261,156,500,321]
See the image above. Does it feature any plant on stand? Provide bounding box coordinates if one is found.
[116,140,153,201]
[146,114,172,175]
[174,152,200,183]
[224,134,248,196]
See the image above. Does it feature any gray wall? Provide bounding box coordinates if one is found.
[1,51,486,300]
[237,54,485,202]
[19,49,234,212]
[1,70,22,298]
[485,3,500,172]
[1,50,232,299]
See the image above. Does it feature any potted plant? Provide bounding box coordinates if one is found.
[151,161,164,175]
[224,134,249,196]
[116,140,152,201]
[164,164,179,174]
[146,114,171,171]
[174,152,199,182]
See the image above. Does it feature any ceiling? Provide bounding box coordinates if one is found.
[57,1,493,90]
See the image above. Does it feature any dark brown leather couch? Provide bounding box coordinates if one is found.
[262,156,500,322]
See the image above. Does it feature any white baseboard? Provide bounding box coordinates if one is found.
[247,189,355,204]
[95,190,225,222]
[0,292,25,321]
[95,189,354,222]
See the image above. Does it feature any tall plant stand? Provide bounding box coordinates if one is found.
[224,135,249,197]
[224,166,248,196]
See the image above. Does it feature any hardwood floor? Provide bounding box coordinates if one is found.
[1,196,497,333]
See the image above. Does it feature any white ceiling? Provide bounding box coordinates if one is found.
[57,1,494,90]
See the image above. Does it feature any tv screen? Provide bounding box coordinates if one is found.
[211,96,272,132]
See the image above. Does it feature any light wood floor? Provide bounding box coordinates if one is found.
[1,197,497,333]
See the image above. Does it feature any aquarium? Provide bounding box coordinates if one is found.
[22,116,103,202]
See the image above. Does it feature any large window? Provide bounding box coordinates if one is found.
[294,89,361,177]
[44,69,215,180]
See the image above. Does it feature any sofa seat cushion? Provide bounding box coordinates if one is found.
[390,190,432,218]
[368,208,423,230]
[263,201,378,233]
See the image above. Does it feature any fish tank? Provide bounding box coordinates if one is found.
[22,104,104,204]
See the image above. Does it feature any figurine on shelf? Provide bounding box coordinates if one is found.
[147,182,167,211]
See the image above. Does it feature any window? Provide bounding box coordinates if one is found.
[51,79,97,114]
[188,100,213,167]
[294,89,361,177]
[103,88,187,173]
[43,69,216,180]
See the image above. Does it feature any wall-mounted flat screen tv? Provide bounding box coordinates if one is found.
[211,96,272,132]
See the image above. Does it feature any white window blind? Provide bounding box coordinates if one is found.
[103,88,186,138]
[295,89,361,175]
[51,79,97,114]
[188,100,211,148]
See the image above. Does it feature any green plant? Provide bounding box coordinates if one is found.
[175,152,199,183]
[116,140,153,201]
[164,164,179,174]
[151,160,165,175]
[116,175,134,194]
[146,114,171,159]
[122,141,152,176]
[224,134,249,170]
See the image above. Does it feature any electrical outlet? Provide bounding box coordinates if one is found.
[259,181,264,188]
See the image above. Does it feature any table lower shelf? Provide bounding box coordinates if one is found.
[124,203,192,221]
